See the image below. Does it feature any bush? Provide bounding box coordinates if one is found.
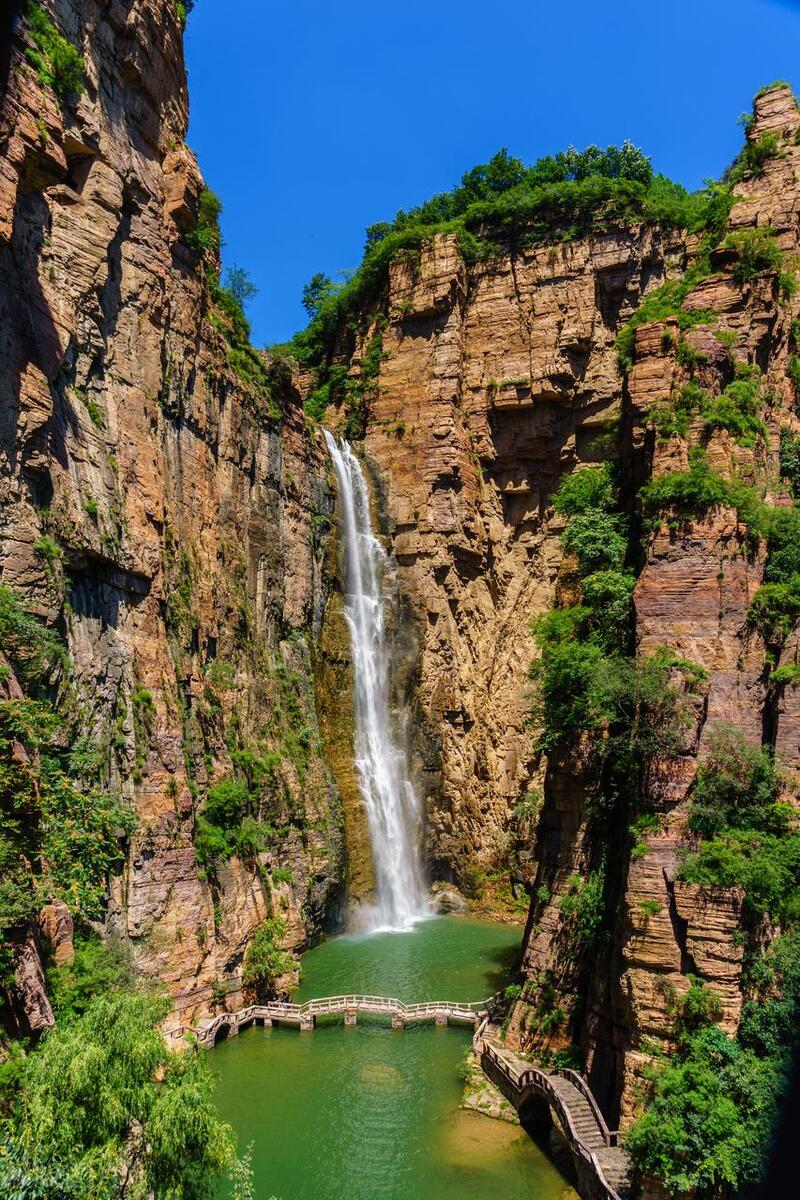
[0,990,234,1198]
[551,463,616,515]
[25,2,85,101]
[242,918,293,998]
[748,576,800,640]
[0,585,62,694]
[779,428,800,497]
[580,570,635,649]
[727,131,783,184]
[688,724,787,839]
[560,869,605,948]
[562,511,628,573]
[725,227,784,286]
[46,931,134,1020]
[763,506,800,583]
[739,929,800,1061]
[186,188,222,255]
[789,355,800,406]
[625,1024,779,1197]
[640,449,764,532]
[205,777,249,827]
[679,829,800,925]
[701,377,766,448]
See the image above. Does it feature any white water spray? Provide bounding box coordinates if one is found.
[324,432,428,931]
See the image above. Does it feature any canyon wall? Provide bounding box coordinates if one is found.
[323,86,800,1124]
[0,0,344,1039]
[2,2,798,1150]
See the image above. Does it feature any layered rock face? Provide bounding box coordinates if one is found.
[325,88,800,1125]
[0,1,344,1038]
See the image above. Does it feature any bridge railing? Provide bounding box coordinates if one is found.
[194,994,494,1042]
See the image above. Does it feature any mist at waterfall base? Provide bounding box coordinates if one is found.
[324,432,429,933]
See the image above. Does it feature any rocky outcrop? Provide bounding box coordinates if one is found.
[0,1,345,1040]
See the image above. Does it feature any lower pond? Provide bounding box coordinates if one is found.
[212,915,577,1200]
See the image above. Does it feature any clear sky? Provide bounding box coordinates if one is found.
[184,0,800,347]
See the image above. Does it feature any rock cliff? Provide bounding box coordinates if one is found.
[1,4,798,1174]
[0,0,344,1040]
[316,83,800,1139]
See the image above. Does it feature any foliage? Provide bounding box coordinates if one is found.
[25,2,85,101]
[748,575,800,640]
[771,662,800,687]
[46,931,134,1020]
[625,1023,778,1196]
[0,586,62,695]
[724,226,784,286]
[580,570,636,648]
[291,145,732,392]
[700,377,766,448]
[186,188,223,256]
[0,590,133,974]
[779,428,800,497]
[560,869,605,949]
[687,724,787,839]
[0,991,235,1200]
[727,131,783,184]
[530,613,690,762]
[301,272,336,319]
[224,265,258,310]
[562,511,628,573]
[550,463,616,515]
[738,929,800,1062]
[242,917,293,998]
[614,240,724,373]
[789,355,800,407]
[640,448,765,532]
[679,829,800,926]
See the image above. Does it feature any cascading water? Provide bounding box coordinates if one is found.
[324,432,429,931]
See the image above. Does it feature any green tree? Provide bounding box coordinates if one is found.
[224,266,258,310]
[242,918,293,999]
[0,991,234,1199]
[301,272,336,319]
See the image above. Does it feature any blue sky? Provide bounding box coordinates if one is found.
[185,0,800,346]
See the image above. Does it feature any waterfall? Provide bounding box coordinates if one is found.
[324,432,429,931]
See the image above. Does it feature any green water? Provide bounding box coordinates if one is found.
[212,916,576,1200]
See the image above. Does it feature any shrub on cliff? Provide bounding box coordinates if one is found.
[242,917,293,999]
[687,725,787,839]
[725,226,784,285]
[551,463,617,515]
[291,145,731,398]
[25,2,85,102]
[640,449,766,535]
[0,589,134,983]
[186,188,223,256]
[625,1023,780,1196]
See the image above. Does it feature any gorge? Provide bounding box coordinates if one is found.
[1,3,800,1199]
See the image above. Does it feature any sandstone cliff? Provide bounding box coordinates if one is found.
[315,84,800,1133]
[0,0,344,1039]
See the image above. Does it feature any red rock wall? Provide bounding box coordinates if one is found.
[0,1,344,1039]
[328,86,800,1124]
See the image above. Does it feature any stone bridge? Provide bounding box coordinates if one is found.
[194,997,632,1200]
[475,1024,632,1200]
[194,994,490,1046]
